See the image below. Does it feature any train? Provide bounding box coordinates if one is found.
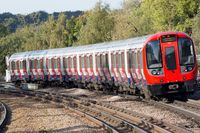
[5,31,198,99]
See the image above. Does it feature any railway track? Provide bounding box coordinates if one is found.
[143,100,200,126]
[0,87,192,133]
[0,101,7,130]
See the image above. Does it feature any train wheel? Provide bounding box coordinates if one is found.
[142,88,151,99]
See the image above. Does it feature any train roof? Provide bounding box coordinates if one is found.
[9,31,190,61]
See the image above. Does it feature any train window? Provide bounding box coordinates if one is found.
[97,55,101,68]
[89,55,93,68]
[102,54,105,68]
[79,56,82,69]
[81,56,84,68]
[70,57,74,68]
[30,60,34,69]
[118,53,121,68]
[11,61,15,70]
[137,52,140,68]
[63,57,68,69]
[86,56,90,68]
[134,52,138,69]
[16,61,19,70]
[132,51,135,69]
[121,52,124,68]
[178,38,195,65]
[22,60,26,70]
[105,54,108,68]
[68,57,71,68]
[165,47,176,70]
[84,56,88,68]
[40,59,43,69]
[146,40,162,69]
[140,52,143,69]
[128,50,132,69]
[113,54,116,68]
[48,59,51,69]
[116,54,119,68]
[36,60,39,69]
[20,61,23,69]
[73,57,77,69]
[99,54,103,68]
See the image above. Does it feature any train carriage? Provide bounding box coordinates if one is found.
[6,32,198,99]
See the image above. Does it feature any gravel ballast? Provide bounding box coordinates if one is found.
[0,94,105,133]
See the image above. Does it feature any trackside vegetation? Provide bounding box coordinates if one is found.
[0,0,200,75]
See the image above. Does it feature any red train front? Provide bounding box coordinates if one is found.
[142,32,198,98]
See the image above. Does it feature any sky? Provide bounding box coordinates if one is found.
[0,0,123,14]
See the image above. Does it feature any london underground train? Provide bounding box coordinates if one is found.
[5,32,198,99]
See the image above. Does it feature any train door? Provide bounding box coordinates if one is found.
[162,42,181,82]
[72,56,78,80]
[102,53,111,81]
[131,50,139,83]
[88,54,95,80]
[114,52,122,82]
[119,51,127,82]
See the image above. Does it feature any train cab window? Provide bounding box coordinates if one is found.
[146,40,162,69]
[178,38,195,65]
[165,47,176,70]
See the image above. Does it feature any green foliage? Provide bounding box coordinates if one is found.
[78,2,114,44]
[0,1,200,75]
[192,12,200,52]
[0,24,9,37]
[0,11,83,32]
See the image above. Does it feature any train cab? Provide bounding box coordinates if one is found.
[144,32,197,97]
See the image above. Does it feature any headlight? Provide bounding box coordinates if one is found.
[151,70,157,75]
[150,68,163,75]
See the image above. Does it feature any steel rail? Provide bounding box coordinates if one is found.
[147,100,200,125]
[0,102,7,130]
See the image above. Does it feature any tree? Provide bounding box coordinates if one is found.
[140,0,199,33]
[78,2,114,45]
[0,24,9,38]
[192,12,200,53]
